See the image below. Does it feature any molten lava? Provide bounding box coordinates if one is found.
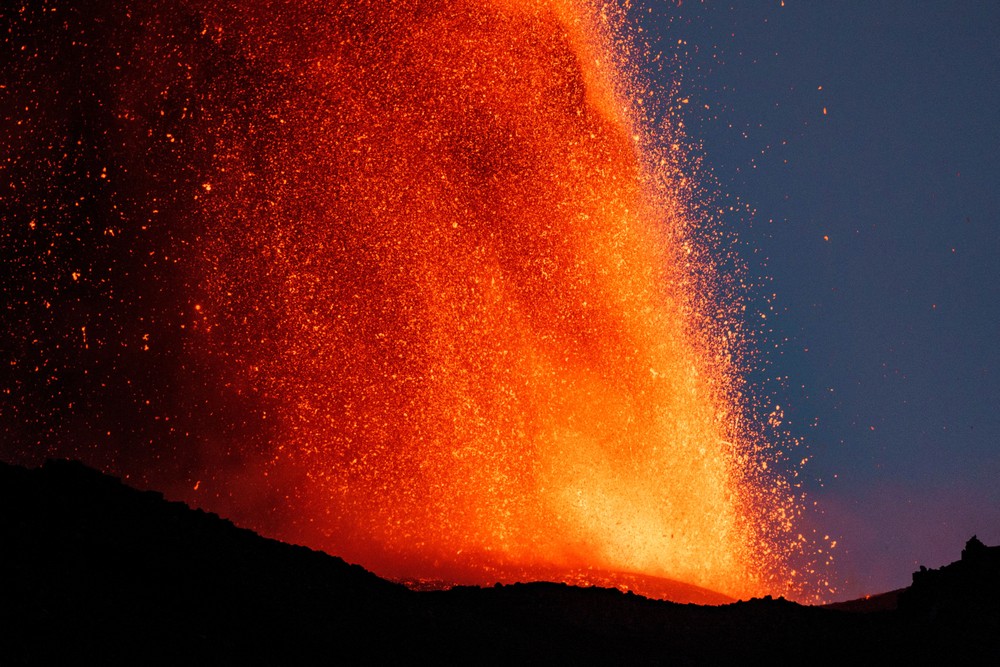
[150,0,802,600]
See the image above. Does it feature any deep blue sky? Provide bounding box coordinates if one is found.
[636,1,1000,599]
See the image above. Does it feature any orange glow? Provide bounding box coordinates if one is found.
[184,0,811,602]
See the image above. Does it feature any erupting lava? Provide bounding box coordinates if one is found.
[4,0,814,601]
[185,0,803,601]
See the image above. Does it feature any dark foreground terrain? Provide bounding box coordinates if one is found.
[1,460,998,664]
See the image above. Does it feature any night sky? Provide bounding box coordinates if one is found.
[4,0,999,603]
[642,1,1000,599]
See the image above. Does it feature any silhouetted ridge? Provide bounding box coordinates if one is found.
[2,459,999,664]
[0,459,418,664]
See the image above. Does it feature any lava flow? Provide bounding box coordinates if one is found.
[3,0,813,602]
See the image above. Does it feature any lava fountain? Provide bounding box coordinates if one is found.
[7,0,807,600]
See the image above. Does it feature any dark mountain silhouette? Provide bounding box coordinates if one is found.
[2,459,998,664]
[823,587,905,613]
[400,563,736,606]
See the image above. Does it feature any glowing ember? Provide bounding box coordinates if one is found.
[3,0,816,601]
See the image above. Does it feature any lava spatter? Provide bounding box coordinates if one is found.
[2,0,813,601]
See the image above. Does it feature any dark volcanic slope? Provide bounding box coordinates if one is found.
[2,460,998,665]
[0,460,420,664]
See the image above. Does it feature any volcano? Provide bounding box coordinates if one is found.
[2,459,998,664]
